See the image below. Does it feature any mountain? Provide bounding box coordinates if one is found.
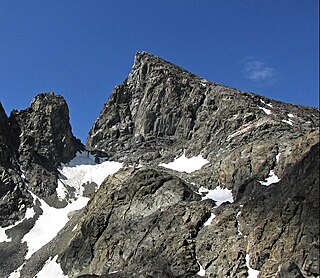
[0,52,319,278]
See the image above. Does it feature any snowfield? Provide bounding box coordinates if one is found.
[198,186,233,206]
[22,193,90,259]
[5,151,123,277]
[246,254,260,277]
[21,151,122,262]
[159,154,209,173]
[34,256,67,278]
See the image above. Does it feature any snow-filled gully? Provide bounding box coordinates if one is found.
[5,151,122,278]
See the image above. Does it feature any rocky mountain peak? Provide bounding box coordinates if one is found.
[29,92,66,112]
[8,92,83,196]
[87,53,319,187]
[1,55,319,278]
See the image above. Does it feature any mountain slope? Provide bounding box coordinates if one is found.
[86,52,318,193]
[0,52,319,278]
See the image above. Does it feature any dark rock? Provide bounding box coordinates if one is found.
[9,93,83,196]
[275,261,305,278]
[0,103,33,226]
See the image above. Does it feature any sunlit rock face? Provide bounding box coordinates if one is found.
[87,52,318,193]
[1,53,319,278]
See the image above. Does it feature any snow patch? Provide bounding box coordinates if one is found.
[276,153,281,163]
[246,254,260,278]
[198,186,233,206]
[58,155,123,199]
[236,211,243,236]
[159,154,209,173]
[22,193,90,259]
[56,181,67,201]
[8,263,24,278]
[0,207,35,243]
[266,103,273,108]
[34,255,67,278]
[258,106,272,115]
[282,119,293,126]
[72,224,78,232]
[259,170,280,186]
[287,113,295,118]
[203,213,216,226]
[197,260,206,276]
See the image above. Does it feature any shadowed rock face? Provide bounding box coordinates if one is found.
[9,93,83,196]
[0,103,33,226]
[0,93,83,228]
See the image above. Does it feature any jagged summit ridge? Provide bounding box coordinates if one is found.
[87,52,318,168]
[0,54,319,278]
[127,51,219,92]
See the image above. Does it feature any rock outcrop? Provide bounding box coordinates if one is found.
[63,52,318,277]
[1,52,319,278]
[0,103,33,226]
[9,92,83,196]
[87,52,319,193]
[59,168,213,278]
[0,93,83,226]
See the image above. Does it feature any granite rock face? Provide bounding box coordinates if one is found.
[62,52,319,277]
[87,52,319,192]
[0,93,83,227]
[9,93,83,196]
[59,168,213,278]
[1,52,319,278]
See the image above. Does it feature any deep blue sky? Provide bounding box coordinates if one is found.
[0,1,319,143]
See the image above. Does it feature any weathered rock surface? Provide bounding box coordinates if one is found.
[1,52,319,278]
[9,92,83,196]
[87,52,319,191]
[79,52,319,277]
[0,103,33,226]
[196,143,319,277]
[59,168,213,277]
[0,93,83,277]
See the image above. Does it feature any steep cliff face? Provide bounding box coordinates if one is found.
[0,103,33,227]
[9,93,83,196]
[0,93,83,226]
[87,52,318,192]
[0,93,86,277]
[1,53,319,278]
[63,52,319,278]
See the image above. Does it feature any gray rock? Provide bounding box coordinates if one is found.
[59,168,213,277]
[275,261,305,278]
[9,92,83,196]
[1,53,319,278]
[87,52,319,193]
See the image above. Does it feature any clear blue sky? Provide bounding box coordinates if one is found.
[0,0,319,143]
